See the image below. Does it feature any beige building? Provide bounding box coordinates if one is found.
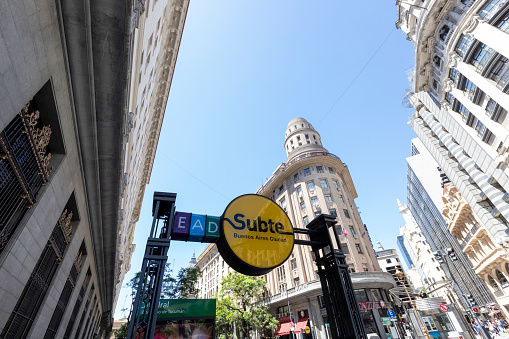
[0,0,188,337]
[196,118,397,339]
[442,183,509,316]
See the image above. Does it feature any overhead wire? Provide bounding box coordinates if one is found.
[317,27,396,125]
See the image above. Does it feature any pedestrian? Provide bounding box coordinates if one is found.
[471,321,479,335]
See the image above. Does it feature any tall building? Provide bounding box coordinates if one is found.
[406,138,494,311]
[375,242,412,291]
[395,0,509,298]
[196,118,397,339]
[397,200,453,303]
[0,0,188,337]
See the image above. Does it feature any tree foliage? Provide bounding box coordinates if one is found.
[215,272,278,339]
[113,322,128,339]
[126,264,201,299]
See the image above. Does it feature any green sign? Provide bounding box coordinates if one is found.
[146,299,216,319]
[381,317,391,325]
[325,323,330,328]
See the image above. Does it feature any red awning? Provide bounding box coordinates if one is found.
[274,322,292,336]
[295,318,309,333]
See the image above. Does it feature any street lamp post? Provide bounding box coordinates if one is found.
[281,282,296,339]
[395,268,431,339]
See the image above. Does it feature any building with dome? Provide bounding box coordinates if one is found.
[195,118,398,339]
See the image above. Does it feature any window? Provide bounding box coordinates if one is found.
[304,168,311,176]
[463,78,477,101]
[305,134,309,139]
[471,44,495,72]
[291,258,297,270]
[328,167,335,173]
[497,12,509,33]
[311,196,319,206]
[280,199,286,210]
[486,98,497,119]
[478,0,503,20]
[449,68,459,84]
[316,166,324,173]
[307,181,315,191]
[294,278,300,286]
[320,179,328,188]
[338,195,344,202]
[489,56,509,90]
[297,186,303,197]
[350,226,358,238]
[279,184,284,193]
[300,201,306,211]
[438,25,450,41]
[329,208,337,217]
[333,180,340,190]
[457,104,470,121]
[356,244,363,254]
[455,34,472,57]
[386,259,391,264]
[475,120,487,137]
[303,216,309,225]
[297,136,301,141]
[343,209,351,218]
[325,194,333,202]
[445,92,455,104]
[294,173,299,181]
[496,269,509,287]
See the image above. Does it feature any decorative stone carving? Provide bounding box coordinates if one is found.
[74,251,83,273]
[446,52,460,68]
[443,79,454,93]
[21,104,53,178]
[464,15,481,34]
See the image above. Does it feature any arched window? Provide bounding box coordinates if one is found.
[496,269,509,287]
[439,25,450,41]
[433,55,442,67]
[489,275,500,290]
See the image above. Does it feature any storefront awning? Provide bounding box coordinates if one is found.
[295,318,309,333]
[489,310,501,316]
[274,318,309,336]
[274,322,292,336]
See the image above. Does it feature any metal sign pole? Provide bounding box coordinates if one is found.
[126,192,176,339]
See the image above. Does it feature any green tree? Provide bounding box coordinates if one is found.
[215,272,278,339]
[113,322,127,339]
[126,264,201,299]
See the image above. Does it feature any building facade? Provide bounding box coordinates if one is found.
[397,200,452,303]
[396,0,509,307]
[196,118,397,339]
[375,243,413,291]
[0,0,188,337]
[442,181,509,316]
[406,138,494,312]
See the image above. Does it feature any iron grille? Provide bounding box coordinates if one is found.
[0,103,52,256]
[1,209,71,339]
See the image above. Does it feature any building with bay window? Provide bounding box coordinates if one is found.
[0,0,188,337]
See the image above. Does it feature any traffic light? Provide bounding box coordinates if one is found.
[446,248,458,261]
[433,251,445,264]
[464,294,477,306]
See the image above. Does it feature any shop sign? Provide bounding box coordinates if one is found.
[357,301,386,310]
[381,317,391,325]
[217,194,294,275]
[141,299,216,319]
[172,213,220,243]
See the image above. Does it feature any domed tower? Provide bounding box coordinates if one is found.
[284,118,327,161]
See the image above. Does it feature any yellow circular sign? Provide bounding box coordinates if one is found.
[218,194,294,275]
[305,326,311,334]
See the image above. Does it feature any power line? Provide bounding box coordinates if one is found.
[318,27,396,125]
[159,150,230,200]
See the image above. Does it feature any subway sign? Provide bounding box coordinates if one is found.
[170,194,294,276]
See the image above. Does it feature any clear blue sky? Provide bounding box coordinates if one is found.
[114,1,417,318]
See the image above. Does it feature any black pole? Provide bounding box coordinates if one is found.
[126,192,176,339]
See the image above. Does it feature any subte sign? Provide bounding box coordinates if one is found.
[217,194,295,275]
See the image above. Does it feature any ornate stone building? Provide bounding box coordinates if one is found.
[196,118,397,339]
[396,0,509,273]
[0,0,188,337]
[442,182,509,316]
